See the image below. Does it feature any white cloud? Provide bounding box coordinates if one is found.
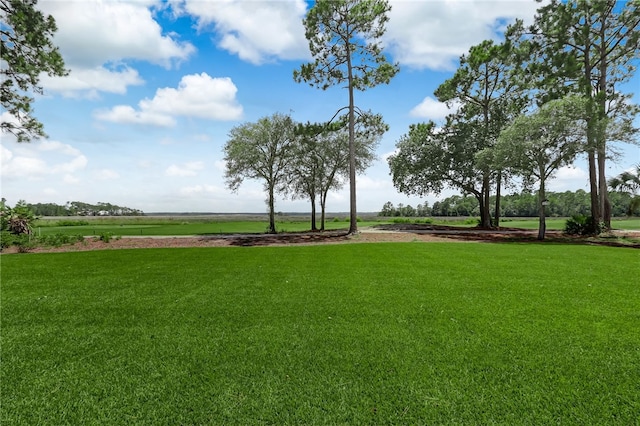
[95,105,177,127]
[385,0,544,70]
[95,73,243,126]
[95,169,121,180]
[180,184,226,195]
[37,0,195,97]
[0,140,88,179]
[63,174,80,184]
[40,66,144,99]
[166,161,205,177]
[548,165,589,191]
[39,0,194,69]
[173,0,309,64]
[410,96,460,120]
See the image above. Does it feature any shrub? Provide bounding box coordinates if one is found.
[564,215,602,236]
[14,234,36,253]
[38,233,85,247]
[98,232,113,243]
[1,231,16,249]
[56,219,90,226]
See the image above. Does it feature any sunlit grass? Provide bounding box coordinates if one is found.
[2,243,638,424]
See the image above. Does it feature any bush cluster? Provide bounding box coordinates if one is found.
[564,215,603,236]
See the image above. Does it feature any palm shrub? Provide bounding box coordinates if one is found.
[1,200,36,235]
[608,164,640,216]
[564,214,602,236]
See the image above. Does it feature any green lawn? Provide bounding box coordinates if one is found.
[33,219,387,237]
[501,217,640,230]
[2,243,639,424]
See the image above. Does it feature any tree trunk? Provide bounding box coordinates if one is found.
[346,44,357,234]
[310,194,317,231]
[320,190,329,231]
[597,18,611,231]
[538,175,546,241]
[479,175,492,228]
[494,171,502,227]
[588,150,600,225]
[268,186,276,234]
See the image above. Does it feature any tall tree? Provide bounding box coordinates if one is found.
[509,0,640,229]
[483,96,588,240]
[291,112,382,231]
[1,0,67,142]
[435,39,529,228]
[294,0,398,234]
[224,113,296,234]
[388,119,492,225]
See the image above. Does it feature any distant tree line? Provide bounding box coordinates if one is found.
[26,201,143,216]
[380,190,638,218]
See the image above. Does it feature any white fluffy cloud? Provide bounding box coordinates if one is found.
[166,161,205,177]
[95,73,243,126]
[37,0,195,97]
[410,96,460,120]
[172,0,309,64]
[385,0,544,70]
[548,165,590,191]
[0,140,88,179]
[40,66,144,99]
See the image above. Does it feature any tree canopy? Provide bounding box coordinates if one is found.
[294,0,398,233]
[224,113,296,234]
[1,0,67,142]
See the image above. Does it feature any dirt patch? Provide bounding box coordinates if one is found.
[2,225,638,254]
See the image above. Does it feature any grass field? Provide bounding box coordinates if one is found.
[31,216,640,237]
[32,218,388,237]
[2,243,639,424]
[501,217,640,231]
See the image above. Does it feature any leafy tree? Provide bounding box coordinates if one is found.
[508,0,640,229]
[294,0,398,234]
[224,113,296,234]
[389,119,492,226]
[379,201,395,217]
[435,39,529,227]
[485,97,588,239]
[609,164,640,215]
[291,112,382,230]
[1,0,67,142]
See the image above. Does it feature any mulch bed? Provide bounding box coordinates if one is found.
[2,225,638,254]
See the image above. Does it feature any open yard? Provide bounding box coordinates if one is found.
[2,242,639,424]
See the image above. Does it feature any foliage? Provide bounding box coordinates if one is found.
[434,39,529,227]
[3,244,639,424]
[508,0,640,228]
[294,0,398,233]
[38,233,84,247]
[388,120,490,220]
[483,96,588,239]
[564,215,603,236]
[27,201,144,216]
[0,0,68,142]
[56,219,90,226]
[380,189,638,219]
[1,199,36,235]
[97,232,114,243]
[609,164,640,216]
[223,113,298,233]
[291,112,384,230]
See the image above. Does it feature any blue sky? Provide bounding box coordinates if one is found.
[1,0,638,213]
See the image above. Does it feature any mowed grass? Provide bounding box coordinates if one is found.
[501,217,640,230]
[33,220,386,237]
[2,243,639,424]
